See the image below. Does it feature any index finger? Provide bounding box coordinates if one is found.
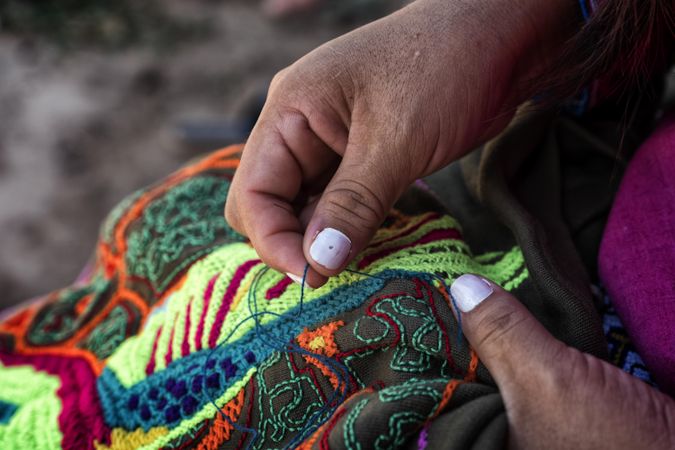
[226,111,335,287]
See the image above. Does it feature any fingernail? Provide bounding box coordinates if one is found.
[450,274,494,312]
[286,272,305,286]
[286,272,314,290]
[309,228,351,270]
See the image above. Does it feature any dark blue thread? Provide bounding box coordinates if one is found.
[201,263,466,449]
[579,0,590,21]
[345,268,464,344]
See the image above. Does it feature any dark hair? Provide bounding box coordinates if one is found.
[542,0,674,100]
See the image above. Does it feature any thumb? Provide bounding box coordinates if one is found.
[450,274,567,392]
[303,142,406,276]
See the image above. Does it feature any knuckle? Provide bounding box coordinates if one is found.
[542,347,585,402]
[270,68,289,90]
[224,201,243,233]
[475,303,529,351]
[322,179,386,232]
[276,108,308,134]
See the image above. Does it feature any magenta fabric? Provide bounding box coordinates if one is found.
[599,112,675,394]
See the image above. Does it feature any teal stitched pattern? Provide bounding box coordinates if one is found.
[0,148,530,450]
[343,399,368,450]
[125,176,244,294]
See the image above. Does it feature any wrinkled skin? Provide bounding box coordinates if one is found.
[226,0,675,447]
[458,278,675,449]
[226,0,570,287]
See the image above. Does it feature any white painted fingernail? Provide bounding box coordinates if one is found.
[309,228,351,270]
[451,274,494,312]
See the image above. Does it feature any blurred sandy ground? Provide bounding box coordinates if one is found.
[0,0,400,309]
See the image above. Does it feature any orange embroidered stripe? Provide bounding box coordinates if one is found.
[465,349,479,383]
[195,386,246,450]
[431,283,482,417]
[430,353,480,418]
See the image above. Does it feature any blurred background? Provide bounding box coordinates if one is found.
[0,0,406,310]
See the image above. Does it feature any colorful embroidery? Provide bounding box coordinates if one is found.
[0,145,530,449]
[0,362,63,449]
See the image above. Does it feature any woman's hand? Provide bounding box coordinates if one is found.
[226,0,575,287]
[450,274,675,449]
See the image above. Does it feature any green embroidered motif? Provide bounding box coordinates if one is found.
[27,277,111,346]
[100,191,142,245]
[343,398,369,450]
[0,143,538,450]
[389,295,443,373]
[78,303,140,359]
[350,294,443,375]
[255,352,325,448]
[377,378,445,404]
[353,315,390,344]
[345,379,447,450]
[125,176,244,294]
[374,411,426,450]
[475,247,527,291]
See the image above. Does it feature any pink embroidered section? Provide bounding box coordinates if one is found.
[194,274,220,351]
[208,259,261,348]
[145,326,163,375]
[265,276,293,300]
[163,322,176,367]
[180,300,193,357]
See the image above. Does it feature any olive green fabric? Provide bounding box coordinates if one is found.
[411,103,660,447]
[0,95,661,449]
[426,95,660,360]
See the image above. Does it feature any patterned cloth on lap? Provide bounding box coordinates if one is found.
[0,146,524,449]
[0,106,658,449]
